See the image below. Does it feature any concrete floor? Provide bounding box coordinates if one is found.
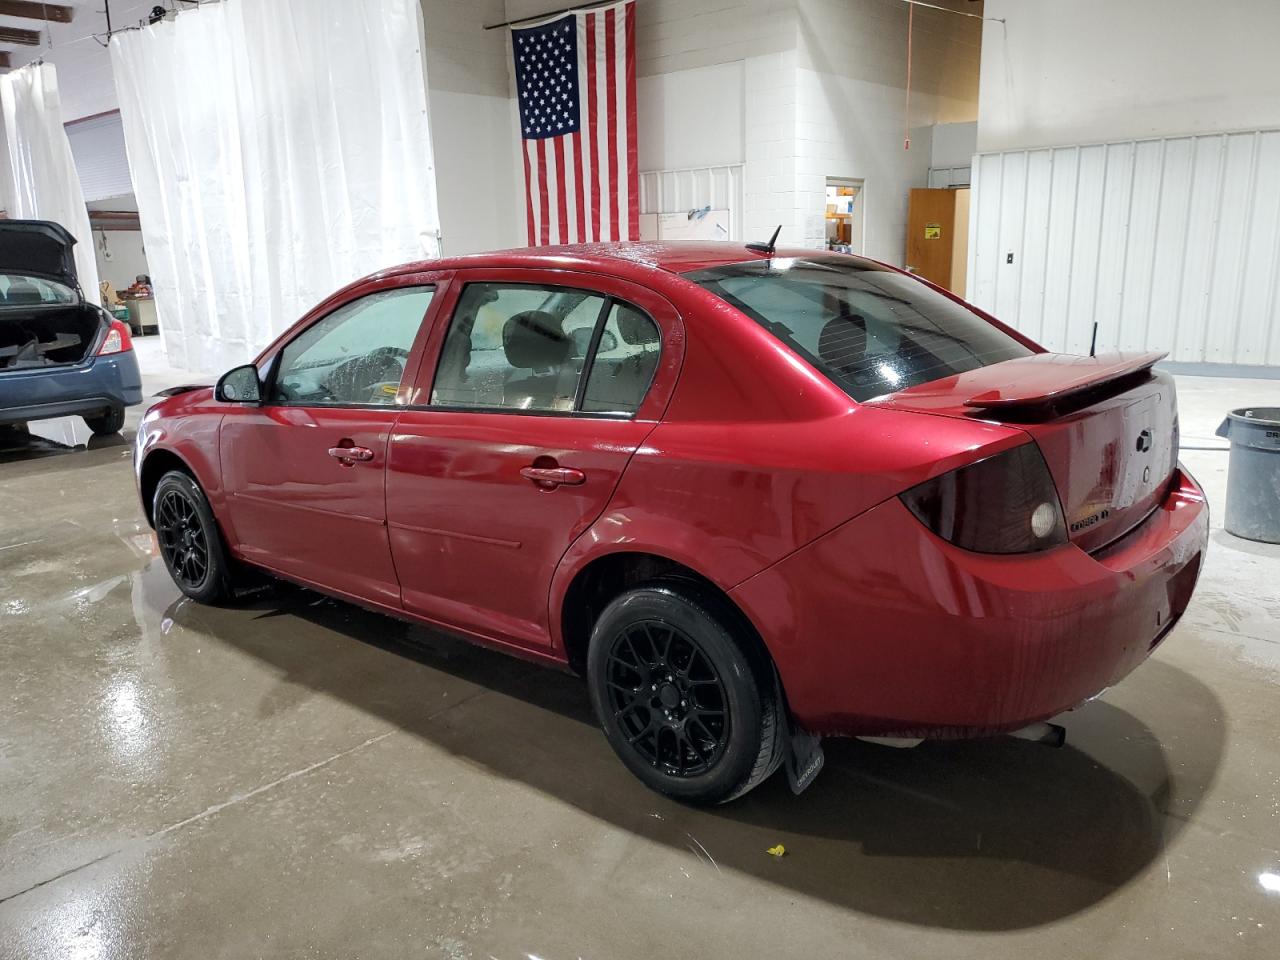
[2,339,1278,958]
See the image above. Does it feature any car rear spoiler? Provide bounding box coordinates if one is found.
[962,351,1167,413]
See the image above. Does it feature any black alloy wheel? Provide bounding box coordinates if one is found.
[152,470,235,604]
[157,487,210,591]
[604,620,730,777]
[587,582,784,804]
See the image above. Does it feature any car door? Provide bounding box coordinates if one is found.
[386,268,681,652]
[219,277,444,608]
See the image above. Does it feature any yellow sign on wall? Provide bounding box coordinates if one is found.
[924,223,942,240]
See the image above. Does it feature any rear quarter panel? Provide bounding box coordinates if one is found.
[548,280,1031,653]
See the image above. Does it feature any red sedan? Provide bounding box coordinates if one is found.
[135,243,1208,803]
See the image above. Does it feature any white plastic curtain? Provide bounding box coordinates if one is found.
[110,0,440,373]
[0,63,100,300]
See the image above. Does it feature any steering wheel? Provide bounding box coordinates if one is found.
[325,345,411,402]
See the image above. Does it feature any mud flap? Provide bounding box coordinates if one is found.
[779,705,823,795]
[783,727,824,798]
[770,670,823,795]
[784,728,824,795]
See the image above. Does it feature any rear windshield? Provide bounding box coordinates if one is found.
[687,256,1032,401]
[0,274,76,307]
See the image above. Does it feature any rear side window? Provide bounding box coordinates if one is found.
[581,303,661,414]
[430,282,660,416]
[687,257,1031,401]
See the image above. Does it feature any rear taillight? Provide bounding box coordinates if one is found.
[899,443,1067,554]
[98,319,134,356]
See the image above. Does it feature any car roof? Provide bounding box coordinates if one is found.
[375,241,853,279]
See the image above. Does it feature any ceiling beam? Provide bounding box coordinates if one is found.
[0,26,42,45]
[0,2,73,24]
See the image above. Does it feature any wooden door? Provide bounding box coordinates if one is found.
[906,188,969,295]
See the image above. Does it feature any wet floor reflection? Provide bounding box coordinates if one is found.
[0,419,128,463]
[0,419,128,467]
[162,582,1227,932]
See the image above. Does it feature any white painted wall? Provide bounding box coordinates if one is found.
[92,229,150,297]
[637,61,744,171]
[429,90,523,255]
[978,0,1280,153]
[421,0,523,255]
[932,121,977,169]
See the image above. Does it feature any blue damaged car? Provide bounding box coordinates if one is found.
[0,220,141,435]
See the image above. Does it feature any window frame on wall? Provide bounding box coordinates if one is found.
[262,282,439,410]
[423,280,662,420]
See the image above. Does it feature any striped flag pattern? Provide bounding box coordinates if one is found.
[512,0,638,245]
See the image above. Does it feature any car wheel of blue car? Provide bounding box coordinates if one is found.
[84,406,125,436]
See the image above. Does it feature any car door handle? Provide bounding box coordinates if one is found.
[520,465,586,488]
[328,445,375,463]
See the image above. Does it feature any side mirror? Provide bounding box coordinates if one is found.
[597,330,619,353]
[215,364,262,404]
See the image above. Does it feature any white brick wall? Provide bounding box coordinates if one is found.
[793,67,938,262]
[790,0,980,263]
[421,0,510,97]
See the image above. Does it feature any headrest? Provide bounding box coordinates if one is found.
[503,310,570,369]
[569,325,595,358]
[4,282,44,305]
[817,314,868,371]
[616,305,658,345]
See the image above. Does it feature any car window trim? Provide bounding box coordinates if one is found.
[262,283,437,410]
[571,295,615,412]
[418,281,660,421]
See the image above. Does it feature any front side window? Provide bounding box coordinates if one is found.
[270,286,435,406]
[687,257,1032,402]
[431,282,660,415]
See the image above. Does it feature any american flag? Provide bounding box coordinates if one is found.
[512,0,638,245]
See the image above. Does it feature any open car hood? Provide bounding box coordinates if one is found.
[0,220,82,296]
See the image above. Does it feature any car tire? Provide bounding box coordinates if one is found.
[84,406,125,436]
[586,581,784,804]
[153,470,237,604]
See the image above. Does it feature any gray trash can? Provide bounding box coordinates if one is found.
[1215,407,1280,543]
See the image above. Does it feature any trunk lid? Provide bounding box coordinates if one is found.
[869,352,1179,552]
[0,220,82,298]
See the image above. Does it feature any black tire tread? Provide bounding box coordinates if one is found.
[589,578,785,804]
[153,470,236,604]
[85,406,125,435]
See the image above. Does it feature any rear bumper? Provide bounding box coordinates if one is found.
[0,351,143,425]
[731,468,1209,737]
